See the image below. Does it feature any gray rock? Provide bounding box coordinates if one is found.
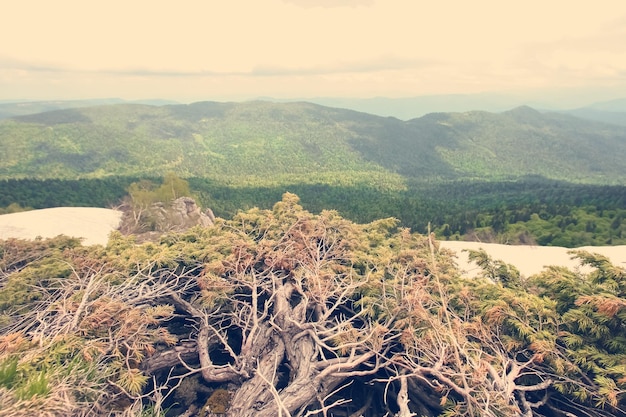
[146,197,214,232]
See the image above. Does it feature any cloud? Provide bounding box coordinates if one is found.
[0,55,435,79]
[510,30,626,87]
[99,68,239,78]
[0,57,69,74]
[0,57,236,78]
[604,13,626,32]
[250,56,437,76]
[282,0,374,8]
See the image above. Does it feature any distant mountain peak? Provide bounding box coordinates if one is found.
[501,105,545,122]
[505,105,540,114]
[586,97,626,112]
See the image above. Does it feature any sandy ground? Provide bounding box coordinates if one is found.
[0,207,123,246]
[0,208,624,277]
[440,240,626,277]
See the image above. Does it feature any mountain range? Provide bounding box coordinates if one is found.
[0,98,178,120]
[275,95,626,126]
[1,100,625,187]
[2,95,626,123]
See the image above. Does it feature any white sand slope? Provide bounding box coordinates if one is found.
[440,240,626,278]
[0,207,122,246]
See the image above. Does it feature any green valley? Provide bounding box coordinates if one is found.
[1,100,625,246]
[2,101,626,184]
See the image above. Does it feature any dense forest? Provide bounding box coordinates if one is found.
[1,194,625,416]
[2,176,625,247]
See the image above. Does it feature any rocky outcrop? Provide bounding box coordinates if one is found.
[162,197,214,230]
[119,196,214,241]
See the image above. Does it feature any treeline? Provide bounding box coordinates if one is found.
[1,176,625,246]
[417,179,626,246]
[0,177,136,208]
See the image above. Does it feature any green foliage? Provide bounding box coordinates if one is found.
[139,403,172,417]
[126,173,192,210]
[1,101,625,185]
[466,248,521,288]
[157,172,192,201]
[15,371,50,400]
[0,236,82,313]
[121,174,197,234]
[1,194,626,415]
[531,252,626,408]
[116,368,148,396]
[0,356,18,387]
[0,177,135,208]
[127,179,160,208]
[0,202,32,214]
[0,234,181,414]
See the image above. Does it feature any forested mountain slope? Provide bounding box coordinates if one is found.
[1,101,625,186]
[412,106,626,183]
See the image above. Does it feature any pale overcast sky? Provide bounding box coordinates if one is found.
[2,0,626,104]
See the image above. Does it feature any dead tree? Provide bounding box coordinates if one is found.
[152,197,400,416]
[6,195,618,416]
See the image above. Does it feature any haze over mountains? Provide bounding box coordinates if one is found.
[0,98,178,120]
[1,100,625,187]
[284,95,626,124]
[2,94,625,125]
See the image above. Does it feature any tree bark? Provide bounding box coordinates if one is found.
[396,376,415,417]
[141,341,198,374]
[226,334,287,417]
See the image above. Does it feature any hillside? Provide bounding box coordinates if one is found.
[412,106,626,183]
[1,101,625,186]
[0,98,179,120]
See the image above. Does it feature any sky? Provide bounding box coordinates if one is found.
[2,0,626,106]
